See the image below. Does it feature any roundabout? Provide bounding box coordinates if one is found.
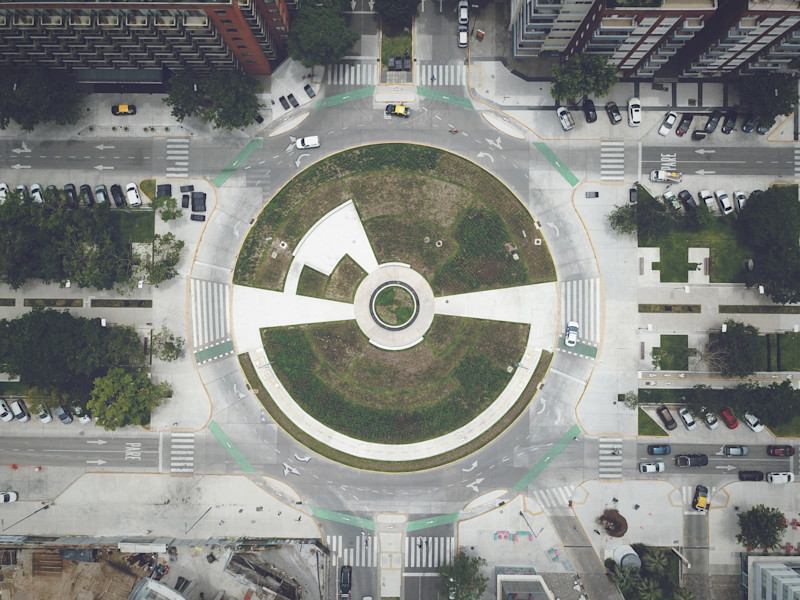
[230,144,559,468]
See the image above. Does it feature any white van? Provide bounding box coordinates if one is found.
[295,136,320,149]
[125,183,142,207]
[9,400,29,422]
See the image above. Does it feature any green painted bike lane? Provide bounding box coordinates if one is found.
[532,142,579,187]
[208,420,255,473]
[213,138,263,188]
[513,423,582,491]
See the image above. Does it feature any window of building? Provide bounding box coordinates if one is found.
[242,53,252,56]
[275,26,286,31]
[232,37,243,40]
[221,19,232,23]
[214,9,227,14]
[238,44,247,49]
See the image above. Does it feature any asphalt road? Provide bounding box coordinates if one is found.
[0,434,159,470]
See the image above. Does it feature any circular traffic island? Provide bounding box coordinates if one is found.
[233,144,557,471]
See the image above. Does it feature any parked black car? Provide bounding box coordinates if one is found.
[605,101,622,124]
[582,99,597,123]
[109,184,126,208]
[678,190,696,211]
[704,110,722,133]
[304,84,316,98]
[287,94,299,108]
[79,184,95,207]
[741,113,756,133]
[279,96,290,110]
[756,120,770,135]
[721,110,737,134]
[181,194,190,209]
[738,470,764,481]
[64,183,78,209]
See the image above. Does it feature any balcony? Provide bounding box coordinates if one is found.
[41,15,62,27]
[14,15,34,27]
[69,15,91,27]
[126,16,148,28]
[184,16,209,28]
[98,15,119,28]
[155,16,176,27]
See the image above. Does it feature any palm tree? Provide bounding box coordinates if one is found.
[673,588,695,600]
[606,563,641,595]
[643,547,669,578]
[636,577,664,600]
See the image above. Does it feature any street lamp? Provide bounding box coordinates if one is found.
[3,503,50,531]
[518,511,543,538]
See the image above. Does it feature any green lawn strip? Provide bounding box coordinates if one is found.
[0,382,28,395]
[640,217,749,283]
[778,332,800,370]
[0,299,14,307]
[653,334,689,370]
[757,334,772,371]
[638,407,668,436]
[770,414,800,437]
[639,304,700,313]
[238,350,552,472]
[91,299,153,308]
[24,299,83,308]
[139,178,156,202]
[109,210,156,245]
[297,266,327,299]
[720,305,800,314]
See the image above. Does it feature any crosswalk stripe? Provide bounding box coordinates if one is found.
[531,485,575,508]
[165,138,189,178]
[600,140,625,181]
[191,279,230,359]
[562,278,601,344]
[169,432,194,473]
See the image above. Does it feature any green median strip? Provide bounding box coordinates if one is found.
[208,420,255,473]
[407,513,459,532]
[319,87,375,107]
[513,423,581,491]
[417,87,473,108]
[194,340,234,363]
[213,138,264,188]
[532,142,579,187]
[310,506,375,530]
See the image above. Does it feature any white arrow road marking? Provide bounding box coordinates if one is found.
[86,440,108,445]
[294,454,311,463]
[462,461,478,472]
[95,144,115,150]
[476,152,494,163]
[283,463,300,476]
[295,153,310,168]
[94,165,114,170]
[694,149,715,154]
[86,459,107,465]
[486,136,503,150]
[466,477,484,492]
[11,164,31,169]
[694,169,716,176]
[12,143,30,154]
[715,465,736,471]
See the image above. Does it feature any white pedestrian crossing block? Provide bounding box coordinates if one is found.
[561,278,601,344]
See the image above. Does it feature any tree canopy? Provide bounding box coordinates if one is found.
[152,326,185,362]
[736,504,787,552]
[164,69,263,130]
[703,319,761,378]
[438,552,487,600]
[89,368,172,430]
[683,380,800,429]
[0,309,144,400]
[288,0,360,68]
[550,54,619,103]
[375,0,420,27]
[736,74,799,129]
[0,67,85,132]
[738,185,800,303]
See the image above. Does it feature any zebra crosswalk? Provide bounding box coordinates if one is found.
[165,138,189,178]
[598,437,623,479]
[404,536,455,568]
[794,147,800,179]
[323,62,467,87]
[326,535,378,567]
[169,432,194,473]
[190,279,233,365]
[600,140,625,181]
[561,277,602,345]
[531,485,575,508]
[416,63,467,87]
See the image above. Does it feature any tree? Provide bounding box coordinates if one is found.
[134,232,185,286]
[620,390,639,410]
[438,552,487,600]
[642,547,668,578]
[607,203,637,236]
[705,320,761,378]
[606,562,641,595]
[0,68,85,132]
[202,70,264,130]
[736,504,787,552]
[550,54,619,103]
[736,74,799,129]
[673,588,695,600]
[288,0,360,68]
[636,578,664,600]
[152,326,185,362]
[150,196,183,222]
[89,368,172,430]
[375,0,420,27]
[164,70,263,130]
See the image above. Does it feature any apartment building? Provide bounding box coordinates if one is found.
[512,0,800,79]
[0,0,291,77]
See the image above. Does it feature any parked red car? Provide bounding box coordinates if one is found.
[767,445,796,457]
[719,407,738,429]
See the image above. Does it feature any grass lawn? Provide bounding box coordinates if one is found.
[140,178,156,202]
[0,382,27,395]
[109,210,155,245]
[654,334,689,370]
[778,332,800,370]
[641,215,750,283]
[771,414,800,437]
[638,407,668,436]
[381,23,412,68]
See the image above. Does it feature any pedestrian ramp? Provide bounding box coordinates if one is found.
[326,535,378,567]
[404,536,455,569]
[598,437,623,479]
[531,485,575,508]
[600,140,625,181]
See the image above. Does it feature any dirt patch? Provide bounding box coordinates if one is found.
[374,286,415,326]
[597,509,628,537]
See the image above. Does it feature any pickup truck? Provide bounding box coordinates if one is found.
[650,170,682,183]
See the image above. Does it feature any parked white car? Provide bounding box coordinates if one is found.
[699,189,715,213]
[125,183,141,207]
[714,190,733,215]
[744,412,764,432]
[767,472,794,484]
[564,321,579,347]
[658,111,678,136]
[628,97,641,126]
[678,407,697,431]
